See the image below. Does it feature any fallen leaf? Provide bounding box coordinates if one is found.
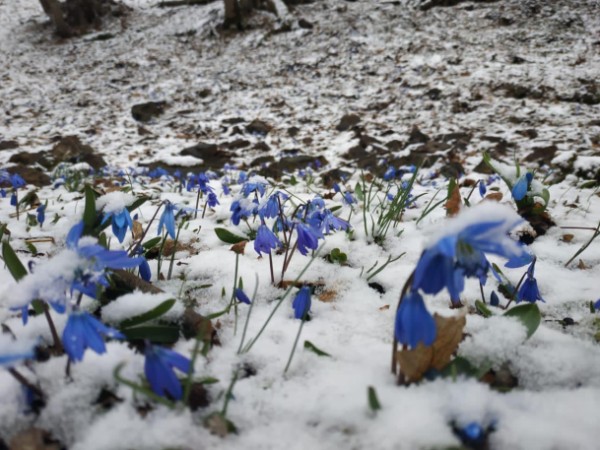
[230,240,247,255]
[561,234,574,243]
[445,184,462,216]
[379,304,390,311]
[132,220,144,240]
[578,259,588,270]
[484,192,503,202]
[396,313,466,382]
[9,428,61,450]
[318,289,337,302]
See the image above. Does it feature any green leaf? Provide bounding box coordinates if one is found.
[83,184,98,231]
[475,300,493,318]
[540,188,550,207]
[2,241,28,280]
[120,299,176,329]
[143,236,162,249]
[128,196,149,213]
[214,228,248,245]
[354,182,365,202]
[441,356,491,380]
[329,205,342,213]
[504,303,541,339]
[121,325,180,343]
[303,340,331,357]
[31,300,45,315]
[367,386,381,412]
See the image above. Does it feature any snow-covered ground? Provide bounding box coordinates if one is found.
[1,0,600,449]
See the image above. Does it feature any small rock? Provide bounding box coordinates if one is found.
[51,136,106,170]
[6,165,51,187]
[246,119,272,136]
[407,125,430,145]
[0,140,19,151]
[336,113,361,132]
[298,18,314,29]
[131,101,167,123]
[180,142,233,169]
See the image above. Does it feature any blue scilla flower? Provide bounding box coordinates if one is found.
[384,166,397,181]
[102,208,133,244]
[333,183,356,205]
[296,222,322,256]
[62,311,124,362]
[594,299,600,311]
[478,181,487,197]
[512,172,533,201]
[158,201,177,239]
[222,181,231,195]
[36,204,46,226]
[308,210,350,235]
[412,203,526,301]
[517,259,544,303]
[292,286,311,319]
[456,422,486,448]
[207,192,219,208]
[394,291,436,348]
[144,343,191,400]
[259,193,284,219]
[0,335,36,368]
[235,288,251,305]
[10,192,17,206]
[254,224,281,256]
[241,177,267,198]
[230,198,257,226]
[10,173,26,189]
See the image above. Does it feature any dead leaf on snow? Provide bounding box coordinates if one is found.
[318,289,337,302]
[230,240,247,255]
[9,427,61,450]
[132,220,144,240]
[445,183,462,216]
[396,313,466,382]
[484,192,503,202]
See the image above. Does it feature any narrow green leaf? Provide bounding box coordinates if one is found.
[31,300,45,315]
[83,184,98,230]
[214,228,248,245]
[143,236,162,249]
[303,340,331,357]
[441,356,491,380]
[367,386,381,412]
[355,182,365,202]
[2,241,28,280]
[128,196,149,213]
[120,299,176,329]
[121,325,180,343]
[475,300,493,318]
[329,205,342,213]
[504,303,541,339]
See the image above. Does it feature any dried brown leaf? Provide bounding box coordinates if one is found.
[430,313,466,370]
[318,290,337,303]
[396,344,433,381]
[9,428,61,450]
[132,220,144,240]
[379,304,390,311]
[561,234,574,243]
[484,192,503,202]
[230,240,247,255]
[396,312,466,382]
[445,184,462,216]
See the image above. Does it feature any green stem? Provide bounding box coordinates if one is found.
[283,315,306,374]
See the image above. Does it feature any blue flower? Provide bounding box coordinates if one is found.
[309,210,350,235]
[259,193,284,219]
[394,291,436,349]
[292,286,311,319]
[517,259,544,303]
[512,172,533,201]
[333,183,356,205]
[457,422,486,447]
[254,224,281,256]
[138,257,152,282]
[296,222,322,256]
[36,204,46,226]
[478,181,487,197]
[207,192,219,208]
[103,208,133,244]
[62,312,124,362]
[241,179,267,198]
[412,204,526,301]
[490,291,500,307]
[158,201,177,239]
[594,299,600,311]
[144,344,191,400]
[0,335,36,368]
[384,166,397,181]
[10,192,17,206]
[235,288,251,305]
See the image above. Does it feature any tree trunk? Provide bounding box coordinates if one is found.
[38,0,72,37]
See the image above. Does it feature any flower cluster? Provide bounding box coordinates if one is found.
[395,203,531,348]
